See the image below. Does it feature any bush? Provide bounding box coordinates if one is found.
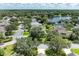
[73,40,79,44]
[30,48,38,56]
[5,31,14,36]
[45,49,66,56]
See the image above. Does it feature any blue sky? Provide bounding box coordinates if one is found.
[0,3,79,9]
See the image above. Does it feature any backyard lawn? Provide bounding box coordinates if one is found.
[71,48,79,55]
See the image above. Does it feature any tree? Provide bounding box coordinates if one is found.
[10,18,19,26]
[69,28,79,43]
[0,48,4,56]
[15,37,38,56]
[5,25,16,36]
[0,33,4,39]
[23,17,32,30]
[41,15,48,24]
[30,26,46,40]
[35,15,48,24]
[0,33,5,43]
[26,13,32,18]
[46,30,71,55]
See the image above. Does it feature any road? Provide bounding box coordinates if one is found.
[12,24,24,39]
[0,24,24,48]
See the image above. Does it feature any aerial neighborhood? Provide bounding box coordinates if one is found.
[0,3,79,56]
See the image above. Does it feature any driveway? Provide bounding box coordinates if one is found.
[37,44,48,56]
[63,43,79,56]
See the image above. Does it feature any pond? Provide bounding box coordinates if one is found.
[48,16,72,24]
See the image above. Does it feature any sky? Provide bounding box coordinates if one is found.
[0,3,79,10]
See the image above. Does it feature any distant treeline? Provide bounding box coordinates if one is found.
[0,10,79,17]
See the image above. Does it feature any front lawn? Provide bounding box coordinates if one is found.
[23,31,30,37]
[0,44,15,56]
[71,48,79,55]
[4,44,15,56]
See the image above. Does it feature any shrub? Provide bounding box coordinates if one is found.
[45,49,66,56]
[30,47,38,56]
[73,40,79,44]
[0,37,12,43]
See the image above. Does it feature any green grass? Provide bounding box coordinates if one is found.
[71,48,79,55]
[23,31,30,37]
[4,44,15,56]
[12,31,16,35]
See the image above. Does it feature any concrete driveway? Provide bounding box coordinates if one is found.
[71,44,79,48]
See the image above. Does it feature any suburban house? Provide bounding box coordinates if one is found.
[0,16,10,36]
[31,18,42,27]
[55,25,72,36]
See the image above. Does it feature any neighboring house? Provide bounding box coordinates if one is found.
[55,25,72,36]
[31,18,42,27]
[0,16,10,26]
[0,16,10,36]
[55,25,67,34]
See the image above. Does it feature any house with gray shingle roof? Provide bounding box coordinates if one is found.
[55,25,72,36]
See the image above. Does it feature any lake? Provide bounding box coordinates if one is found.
[48,16,72,24]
